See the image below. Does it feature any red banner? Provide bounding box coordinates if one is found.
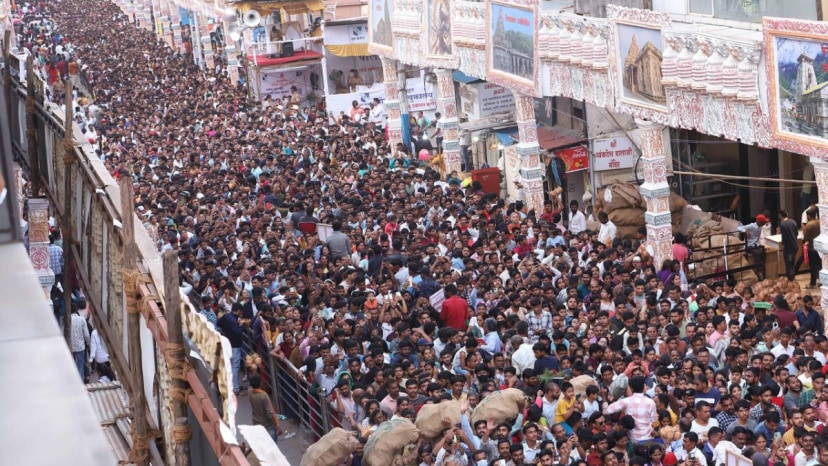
[555,145,589,173]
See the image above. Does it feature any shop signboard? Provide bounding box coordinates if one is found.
[348,25,368,43]
[555,145,589,173]
[458,82,514,120]
[325,84,386,116]
[256,67,311,102]
[406,78,437,112]
[478,82,515,116]
[592,136,635,171]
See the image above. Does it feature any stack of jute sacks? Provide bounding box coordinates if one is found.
[592,182,687,239]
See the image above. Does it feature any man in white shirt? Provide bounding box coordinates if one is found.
[737,214,768,248]
[674,432,708,466]
[88,326,110,373]
[597,212,617,247]
[368,98,386,128]
[568,200,587,235]
[771,327,796,359]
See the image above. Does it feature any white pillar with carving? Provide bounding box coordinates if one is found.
[513,91,544,214]
[380,58,402,150]
[434,69,461,176]
[810,157,828,326]
[200,13,215,72]
[169,0,182,52]
[28,198,55,294]
[637,119,674,267]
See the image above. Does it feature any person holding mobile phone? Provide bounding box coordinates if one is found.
[679,433,707,466]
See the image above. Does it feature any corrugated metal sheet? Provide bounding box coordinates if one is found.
[87,382,131,425]
[87,382,134,464]
[102,425,132,463]
[536,125,586,151]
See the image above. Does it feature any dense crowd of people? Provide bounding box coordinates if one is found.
[13,0,828,465]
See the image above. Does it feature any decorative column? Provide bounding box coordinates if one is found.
[191,12,204,70]
[637,119,674,266]
[513,91,544,214]
[27,198,55,295]
[170,2,182,53]
[200,14,215,72]
[434,69,461,176]
[380,58,403,150]
[810,157,828,325]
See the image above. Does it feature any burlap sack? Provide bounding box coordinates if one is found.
[363,419,420,466]
[300,428,361,466]
[609,208,646,227]
[415,400,461,438]
[570,375,598,398]
[471,388,526,425]
[669,193,687,213]
[616,225,640,240]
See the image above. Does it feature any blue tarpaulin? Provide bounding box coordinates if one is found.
[494,127,518,146]
[452,71,483,84]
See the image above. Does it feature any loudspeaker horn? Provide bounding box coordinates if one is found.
[243,9,262,28]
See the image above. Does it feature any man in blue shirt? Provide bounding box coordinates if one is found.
[217,303,249,395]
[754,410,786,443]
[533,343,560,375]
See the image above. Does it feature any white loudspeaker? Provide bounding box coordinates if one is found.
[243,10,262,28]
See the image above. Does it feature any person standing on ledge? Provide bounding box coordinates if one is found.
[779,210,800,280]
[803,209,821,289]
[249,374,283,443]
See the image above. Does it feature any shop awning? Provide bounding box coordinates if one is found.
[239,0,324,15]
[324,43,370,57]
[536,125,586,151]
[452,71,483,84]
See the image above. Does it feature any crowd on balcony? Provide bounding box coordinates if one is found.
[14,0,828,465]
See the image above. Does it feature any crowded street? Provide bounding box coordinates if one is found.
[10,0,828,465]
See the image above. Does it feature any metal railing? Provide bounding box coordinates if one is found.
[686,230,766,282]
[268,355,335,441]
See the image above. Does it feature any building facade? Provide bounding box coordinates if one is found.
[368,0,828,312]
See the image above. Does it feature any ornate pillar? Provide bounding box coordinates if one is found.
[200,14,215,72]
[27,198,55,294]
[810,157,828,325]
[513,92,544,214]
[170,1,182,53]
[637,119,674,267]
[434,69,461,176]
[380,58,403,151]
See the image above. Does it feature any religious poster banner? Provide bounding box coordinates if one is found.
[764,17,828,155]
[486,0,538,97]
[425,0,452,58]
[606,6,671,124]
[254,67,311,102]
[368,0,394,55]
[592,136,635,171]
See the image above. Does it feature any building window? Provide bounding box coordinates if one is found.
[688,0,817,22]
